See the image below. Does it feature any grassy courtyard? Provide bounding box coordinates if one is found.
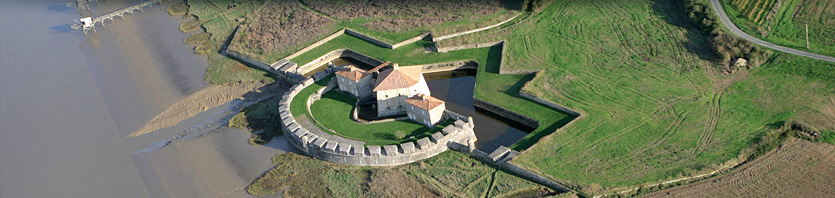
[287,75,452,146]
[310,90,453,145]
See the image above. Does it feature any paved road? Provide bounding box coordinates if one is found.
[710,0,835,63]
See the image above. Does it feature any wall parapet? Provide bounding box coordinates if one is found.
[473,98,539,130]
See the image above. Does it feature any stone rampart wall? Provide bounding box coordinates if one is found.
[473,98,539,129]
[519,93,581,116]
[345,29,393,49]
[391,33,431,49]
[432,14,521,42]
[282,29,347,61]
[436,41,504,53]
[278,73,477,166]
[404,60,478,74]
[295,49,384,75]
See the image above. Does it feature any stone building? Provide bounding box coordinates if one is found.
[372,64,431,117]
[334,62,444,126]
[335,65,373,98]
[405,94,446,127]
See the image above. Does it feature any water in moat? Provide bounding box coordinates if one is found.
[424,70,529,152]
[314,59,530,152]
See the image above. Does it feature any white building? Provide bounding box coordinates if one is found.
[372,64,431,117]
[334,62,444,126]
[405,94,446,127]
[335,65,373,98]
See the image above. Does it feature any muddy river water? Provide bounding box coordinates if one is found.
[0,0,285,197]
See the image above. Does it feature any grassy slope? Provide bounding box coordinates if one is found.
[310,90,452,145]
[247,151,553,197]
[491,0,835,193]
[721,0,835,57]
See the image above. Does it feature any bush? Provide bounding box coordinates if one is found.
[683,0,771,71]
[522,0,554,12]
[394,130,407,139]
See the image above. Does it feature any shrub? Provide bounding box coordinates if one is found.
[394,130,407,139]
[683,0,771,71]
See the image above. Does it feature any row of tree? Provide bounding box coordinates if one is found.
[520,0,554,12]
[684,0,771,72]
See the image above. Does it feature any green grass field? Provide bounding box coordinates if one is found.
[247,151,554,197]
[722,0,835,56]
[497,0,835,193]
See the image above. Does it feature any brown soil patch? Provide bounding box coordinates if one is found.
[643,138,835,198]
[238,0,335,56]
[128,82,269,137]
[302,0,505,32]
[366,169,440,198]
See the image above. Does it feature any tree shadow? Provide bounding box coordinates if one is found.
[651,0,717,62]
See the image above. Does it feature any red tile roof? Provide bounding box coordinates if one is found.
[405,94,445,110]
[335,65,369,81]
[373,65,423,91]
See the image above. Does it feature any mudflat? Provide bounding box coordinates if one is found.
[133,127,297,197]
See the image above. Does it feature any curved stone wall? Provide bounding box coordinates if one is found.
[278,71,477,166]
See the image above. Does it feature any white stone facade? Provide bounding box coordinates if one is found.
[375,78,430,117]
[336,73,373,98]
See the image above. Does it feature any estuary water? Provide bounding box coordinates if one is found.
[0,0,265,197]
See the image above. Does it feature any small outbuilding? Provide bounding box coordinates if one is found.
[405,94,446,127]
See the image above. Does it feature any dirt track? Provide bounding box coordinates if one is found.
[643,138,835,197]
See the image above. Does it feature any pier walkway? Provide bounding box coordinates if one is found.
[78,0,164,35]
